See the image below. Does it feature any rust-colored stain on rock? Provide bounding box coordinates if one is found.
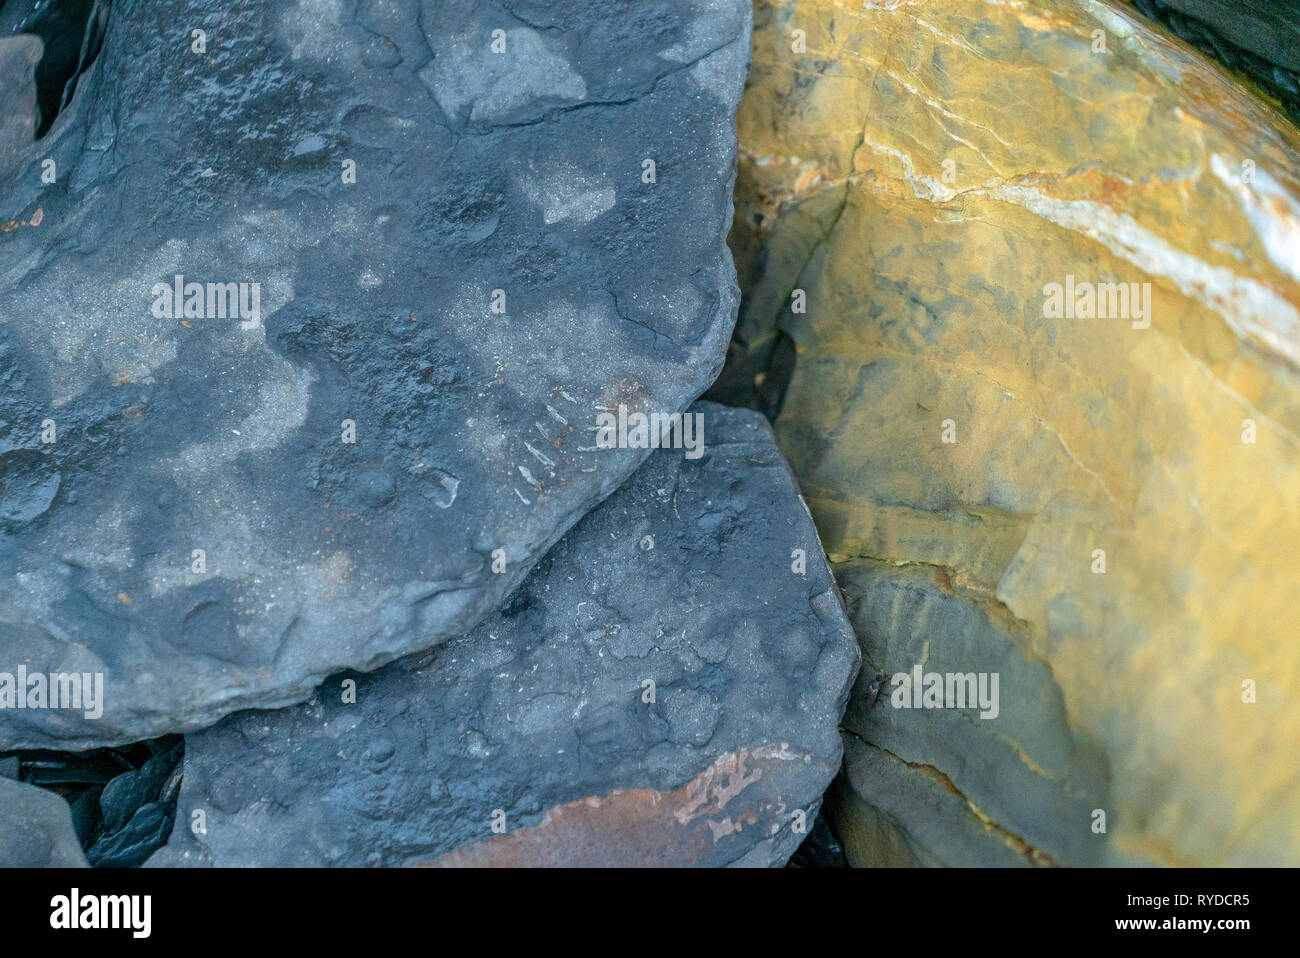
[416,746,810,867]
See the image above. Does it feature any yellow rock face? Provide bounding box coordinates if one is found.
[726,0,1300,865]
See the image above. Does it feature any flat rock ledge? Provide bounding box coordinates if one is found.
[0,0,751,749]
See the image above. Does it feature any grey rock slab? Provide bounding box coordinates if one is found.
[0,0,751,748]
[0,775,88,866]
[148,403,859,867]
[0,35,41,178]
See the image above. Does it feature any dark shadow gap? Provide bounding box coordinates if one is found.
[1,735,183,867]
[1,0,110,139]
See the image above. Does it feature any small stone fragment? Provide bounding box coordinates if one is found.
[0,775,88,867]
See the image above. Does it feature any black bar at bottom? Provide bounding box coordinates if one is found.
[1,866,1286,943]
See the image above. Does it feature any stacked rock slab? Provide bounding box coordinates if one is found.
[0,0,750,748]
[147,404,859,868]
[714,0,1300,865]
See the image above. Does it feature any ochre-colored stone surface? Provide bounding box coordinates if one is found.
[723,0,1300,866]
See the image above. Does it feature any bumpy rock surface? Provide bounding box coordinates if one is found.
[147,404,859,867]
[711,0,1300,866]
[0,775,88,866]
[0,0,750,749]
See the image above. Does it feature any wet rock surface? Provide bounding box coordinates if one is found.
[711,0,1300,866]
[147,403,859,868]
[0,0,751,749]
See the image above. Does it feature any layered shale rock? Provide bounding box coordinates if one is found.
[1132,1,1300,75]
[712,0,1300,866]
[147,404,859,867]
[0,0,750,748]
[1127,1,1300,121]
[0,775,88,866]
[0,734,184,865]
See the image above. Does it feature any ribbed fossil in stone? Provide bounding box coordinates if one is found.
[147,405,859,868]
[0,0,751,749]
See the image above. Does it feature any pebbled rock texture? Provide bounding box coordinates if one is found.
[711,0,1300,866]
[0,0,751,749]
[147,403,859,868]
